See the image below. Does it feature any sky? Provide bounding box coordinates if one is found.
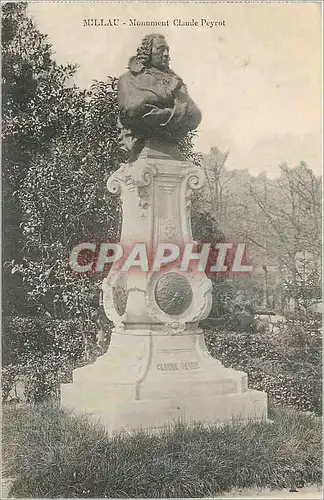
[27,1,322,178]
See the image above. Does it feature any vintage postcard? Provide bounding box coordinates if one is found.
[1,1,322,499]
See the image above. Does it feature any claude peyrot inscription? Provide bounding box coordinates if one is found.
[157,361,200,371]
[83,18,226,28]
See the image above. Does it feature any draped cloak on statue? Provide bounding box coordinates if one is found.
[117,57,202,160]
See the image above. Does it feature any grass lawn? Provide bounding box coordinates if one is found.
[2,402,321,498]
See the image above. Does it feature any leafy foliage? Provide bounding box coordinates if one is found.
[11,79,123,319]
[282,264,322,314]
[2,2,81,316]
[209,277,260,331]
[204,313,322,414]
[2,3,123,319]
[1,316,111,403]
[191,210,224,247]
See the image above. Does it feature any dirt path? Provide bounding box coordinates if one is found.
[1,477,13,498]
[219,486,322,498]
[1,478,321,499]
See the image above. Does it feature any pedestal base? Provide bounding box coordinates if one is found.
[61,385,267,434]
[61,148,268,433]
[61,328,267,434]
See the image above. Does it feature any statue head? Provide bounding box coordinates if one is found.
[134,33,170,71]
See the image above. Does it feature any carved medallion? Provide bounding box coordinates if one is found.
[154,272,193,315]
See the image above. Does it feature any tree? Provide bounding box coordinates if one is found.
[249,162,322,313]
[194,145,322,314]
[13,79,122,320]
[197,147,230,220]
[2,2,80,315]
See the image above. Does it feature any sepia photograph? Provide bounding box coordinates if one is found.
[1,1,322,498]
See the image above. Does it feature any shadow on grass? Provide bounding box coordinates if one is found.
[2,402,322,498]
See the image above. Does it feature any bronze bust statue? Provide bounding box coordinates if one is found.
[117,33,202,161]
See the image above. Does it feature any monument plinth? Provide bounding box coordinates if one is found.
[61,142,267,433]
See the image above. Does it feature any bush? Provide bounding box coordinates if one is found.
[204,314,322,415]
[207,277,260,332]
[2,316,112,403]
[2,403,321,498]
[279,313,322,365]
[191,213,258,333]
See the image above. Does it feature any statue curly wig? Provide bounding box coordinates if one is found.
[135,33,166,66]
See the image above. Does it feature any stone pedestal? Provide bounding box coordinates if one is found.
[61,142,267,433]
